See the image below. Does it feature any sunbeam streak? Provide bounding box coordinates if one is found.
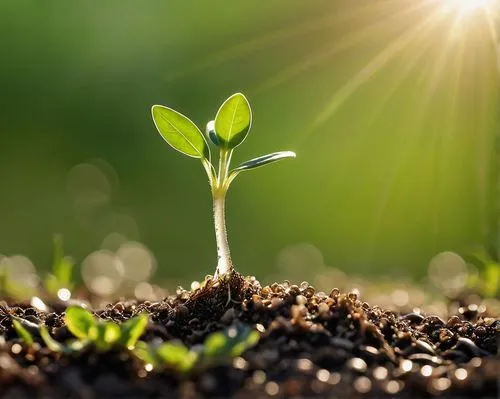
[251,0,435,96]
[165,1,407,82]
[360,26,445,262]
[312,5,448,130]
[442,0,496,12]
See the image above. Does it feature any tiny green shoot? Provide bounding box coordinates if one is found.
[152,93,296,278]
[12,308,148,354]
[44,235,74,297]
[133,324,259,373]
[203,324,259,359]
[39,326,70,353]
[62,306,148,352]
[465,248,500,298]
[134,340,199,373]
[12,317,35,346]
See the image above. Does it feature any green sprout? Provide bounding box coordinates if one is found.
[12,307,148,354]
[12,317,36,346]
[13,306,147,355]
[202,323,259,360]
[151,93,296,278]
[465,248,500,298]
[134,324,259,373]
[63,306,148,352]
[44,235,74,297]
[134,340,199,373]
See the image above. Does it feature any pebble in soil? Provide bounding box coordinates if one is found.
[0,275,498,398]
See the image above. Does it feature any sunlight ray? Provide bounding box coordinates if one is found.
[250,0,434,95]
[362,28,453,263]
[164,2,389,82]
[360,7,473,261]
[425,7,469,98]
[311,6,449,130]
[419,7,465,244]
[482,4,499,68]
[164,15,329,81]
[430,34,465,247]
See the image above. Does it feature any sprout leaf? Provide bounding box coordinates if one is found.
[483,263,500,298]
[102,322,121,345]
[203,332,226,357]
[119,314,148,348]
[40,326,69,353]
[232,151,296,173]
[203,325,259,359]
[94,322,121,351]
[156,341,198,373]
[12,318,34,346]
[65,306,97,340]
[215,93,252,149]
[133,341,159,368]
[152,105,209,160]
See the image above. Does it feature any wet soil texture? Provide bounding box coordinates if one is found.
[0,276,498,398]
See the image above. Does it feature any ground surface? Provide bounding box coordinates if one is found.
[0,275,498,398]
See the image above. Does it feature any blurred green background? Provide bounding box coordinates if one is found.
[0,0,498,288]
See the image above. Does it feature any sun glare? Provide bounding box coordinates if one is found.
[442,0,493,12]
[459,0,488,10]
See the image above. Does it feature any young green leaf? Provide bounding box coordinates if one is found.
[156,341,198,373]
[67,340,89,352]
[55,257,74,287]
[119,314,148,348]
[203,332,227,357]
[483,263,499,298]
[52,235,65,279]
[94,322,121,352]
[232,151,296,173]
[40,326,69,353]
[151,105,210,160]
[230,330,259,357]
[12,318,34,346]
[214,93,252,149]
[103,322,121,345]
[203,325,260,359]
[133,341,159,369]
[44,275,59,296]
[65,307,97,340]
[44,235,74,295]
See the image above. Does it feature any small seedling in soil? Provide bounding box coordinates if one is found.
[11,317,35,346]
[12,306,148,354]
[62,306,148,352]
[134,340,199,374]
[465,248,500,298]
[202,323,259,361]
[43,235,74,298]
[151,93,295,282]
[133,324,259,373]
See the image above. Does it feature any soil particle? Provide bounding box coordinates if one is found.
[0,276,498,398]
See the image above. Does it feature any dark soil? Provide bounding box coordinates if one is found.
[0,274,498,398]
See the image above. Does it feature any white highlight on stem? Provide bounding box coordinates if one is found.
[213,193,233,276]
[210,149,234,278]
